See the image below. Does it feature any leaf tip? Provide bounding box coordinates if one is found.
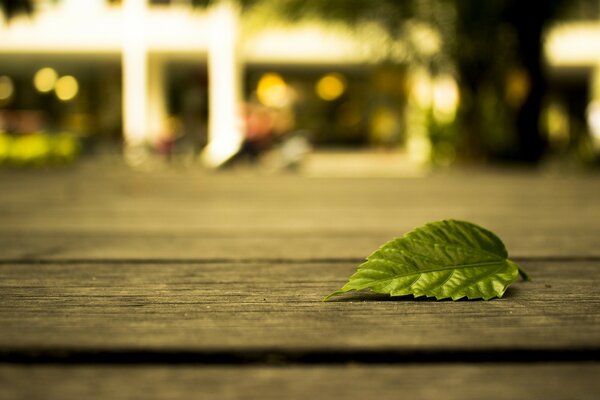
[323,290,343,302]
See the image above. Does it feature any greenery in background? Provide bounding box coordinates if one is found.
[193,0,576,163]
[256,0,568,163]
[325,220,527,301]
[5,0,598,165]
[0,132,81,166]
[0,0,32,21]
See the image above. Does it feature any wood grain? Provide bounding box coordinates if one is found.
[1,261,598,355]
[1,169,599,259]
[1,167,598,398]
[1,364,599,400]
[2,228,600,260]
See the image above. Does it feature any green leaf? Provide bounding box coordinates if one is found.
[324,219,527,301]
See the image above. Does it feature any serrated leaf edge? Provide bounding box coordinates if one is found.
[323,259,519,301]
[324,220,526,302]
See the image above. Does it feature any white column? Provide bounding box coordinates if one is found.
[122,0,148,146]
[592,66,600,100]
[147,55,167,143]
[587,66,600,147]
[201,0,244,168]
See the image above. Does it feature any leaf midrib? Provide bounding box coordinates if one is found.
[358,259,507,287]
[402,237,507,261]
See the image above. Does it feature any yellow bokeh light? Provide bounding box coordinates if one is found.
[34,67,58,93]
[409,69,432,108]
[316,73,346,101]
[55,75,79,101]
[256,73,289,108]
[0,76,14,101]
[432,75,460,124]
[545,101,570,149]
[505,69,530,108]
[407,136,432,164]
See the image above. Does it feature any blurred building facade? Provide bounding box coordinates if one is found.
[546,1,600,162]
[1,0,600,168]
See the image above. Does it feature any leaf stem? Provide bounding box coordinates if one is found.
[518,267,530,281]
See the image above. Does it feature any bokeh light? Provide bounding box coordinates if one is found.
[0,133,11,161]
[315,73,346,101]
[544,101,570,150]
[409,69,433,109]
[0,0,597,169]
[505,69,530,108]
[0,76,14,102]
[33,68,58,93]
[256,73,289,108]
[55,75,79,101]
[432,75,460,124]
[407,136,432,164]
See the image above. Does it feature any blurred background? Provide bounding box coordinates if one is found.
[1,0,600,174]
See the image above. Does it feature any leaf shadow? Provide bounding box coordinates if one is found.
[326,289,519,302]
[326,292,445,303]
[501,286,520,299]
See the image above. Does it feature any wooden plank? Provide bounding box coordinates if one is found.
[1,261,598,354]
[1,170,599,258]
[0,232,387,261]
[1,364,599,400]
[2,174,598,230]
[1,228,599,260]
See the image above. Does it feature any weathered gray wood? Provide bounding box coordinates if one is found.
[1,228,600,260]
[1,261,598,352]
[1,168,599,398]
[1,364,599,400]
[0,232,386,260]
[1,169,599,258]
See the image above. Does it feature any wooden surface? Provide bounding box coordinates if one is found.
[1,261,599,353]
[0,165,599,399]
[2,364,599,400]
[1,169,599,259]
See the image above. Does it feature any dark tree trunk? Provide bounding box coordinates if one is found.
[504,2,551,162]
[452,0,562,163]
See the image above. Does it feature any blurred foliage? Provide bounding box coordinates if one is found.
[191,0,259,10]
[3,0,592,165]
[186,0,576,163]
[0,132,81,167]
[188,0,576,163]
[252,0,567,163]
[0,0,32,20]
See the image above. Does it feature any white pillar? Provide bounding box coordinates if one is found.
[201,0,244,168]
[592,66,600,100]
[147,55,167,143]
[587,66,600,147]
[122,0,148,146]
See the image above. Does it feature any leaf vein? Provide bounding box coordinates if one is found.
[427,269,455,293]
[402,237,504,261]
[325,220,523,301]
[447,263,505,299]
[405,273,422,290]
[357,260,506,288]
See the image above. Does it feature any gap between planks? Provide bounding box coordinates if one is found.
[1,256,600,265]
[2,347,600,365]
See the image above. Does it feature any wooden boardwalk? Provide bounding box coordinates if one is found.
[0,165,599,399]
